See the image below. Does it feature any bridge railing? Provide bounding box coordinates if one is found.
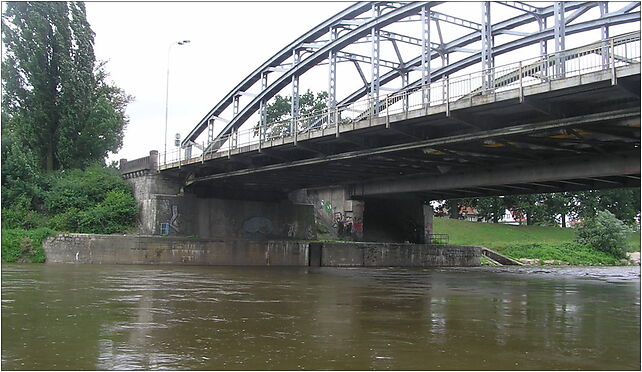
[160,32,640,168]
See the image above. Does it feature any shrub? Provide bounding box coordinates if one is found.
[1,206,45,230]
[78,190,137,234]
[46,207,83,232]
[575,210,631,259]
[44,165,131,214]
[1,228,54,263]
[498,241,623,266]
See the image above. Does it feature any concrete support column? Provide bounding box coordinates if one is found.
[423,204,434,243]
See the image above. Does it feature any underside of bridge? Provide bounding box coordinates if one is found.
[165,71,640,201]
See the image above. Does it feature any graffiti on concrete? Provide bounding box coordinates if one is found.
[170,205,180,233]
[159,199,181,234]
[241,216,274,238]
[287,221,298,238]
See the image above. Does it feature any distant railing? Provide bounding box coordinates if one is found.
[161,32,641,168]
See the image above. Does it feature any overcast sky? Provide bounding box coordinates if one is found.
[85,1,349,162]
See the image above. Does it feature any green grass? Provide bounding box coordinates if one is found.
[434,218,640,265]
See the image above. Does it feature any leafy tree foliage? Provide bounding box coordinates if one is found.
[256,90,328,138]
[573,189,641,224]
[437,188,639,226]
[1,2,132,172]
[470,196,505,223]
[575,210,631,258]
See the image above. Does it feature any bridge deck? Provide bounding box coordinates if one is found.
[161,65,640,200]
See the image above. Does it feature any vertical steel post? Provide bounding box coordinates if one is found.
[233,95,240,116]
[481,1,494,93]
[599,2,610,69]
[420,5,431,106]
[259,71,268,149]
[538,16,548,79]
[328,27,338,128]
[445,76,450,117]
[519,61,524,102]
[401,71,409,113]
[370,3,381,116]
[538,16,548,58]
[441,52,449,100]
[385,95,390,128]
[207,118,214,145]
[553,2,566,78]
[291,49,300,137]
[611,37,617,85]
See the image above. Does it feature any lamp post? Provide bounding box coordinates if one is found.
[164,39,190,165]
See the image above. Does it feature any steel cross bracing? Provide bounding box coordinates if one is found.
[176,1,639,163]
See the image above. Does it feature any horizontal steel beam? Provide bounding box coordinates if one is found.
[186,108,639,186]
[349,154,640,197]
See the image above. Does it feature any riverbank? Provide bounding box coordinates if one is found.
[434,218,641,266]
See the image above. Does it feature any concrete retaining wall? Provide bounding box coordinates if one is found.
[44,234,308,266]
[321,242,481,267]
[43,234,481,267]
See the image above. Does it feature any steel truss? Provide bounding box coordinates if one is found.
[179,1,639,160]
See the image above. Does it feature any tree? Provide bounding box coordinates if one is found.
[1,2,132,172]
[256,90,328,138]
[575,210,631,258]
[573,189,640,224]
[470,196,505,223]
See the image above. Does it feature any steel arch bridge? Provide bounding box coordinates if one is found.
[171,1,640,163]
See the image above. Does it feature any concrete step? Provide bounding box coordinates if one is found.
[481,247,524,266]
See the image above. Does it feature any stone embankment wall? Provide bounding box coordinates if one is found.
[43,234,481,267]
[44,234,308,266]
[321,242,481,267]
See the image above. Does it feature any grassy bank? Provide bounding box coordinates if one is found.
[1,228,55,263]
[434,218,640,265]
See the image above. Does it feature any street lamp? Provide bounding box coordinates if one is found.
[164,39,191,165]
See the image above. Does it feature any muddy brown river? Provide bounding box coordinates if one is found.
[2,264,640,370]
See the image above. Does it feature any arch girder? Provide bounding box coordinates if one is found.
[337,2,639,107]
[183,2,374,145]
[185,1,640,150]
[195,1,439,146]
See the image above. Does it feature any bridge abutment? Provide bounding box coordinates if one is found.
[121,153,316,240]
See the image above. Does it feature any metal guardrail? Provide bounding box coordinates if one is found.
[161,32,641,168]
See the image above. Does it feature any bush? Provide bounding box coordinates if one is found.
[44,165,131,214]
[1,206,45,230]
[78,190,137,234]
[575,210,631,259]
[46,207,83,232]
[497,241,623,265]
[1,228,54,263]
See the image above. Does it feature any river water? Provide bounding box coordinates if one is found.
[2,264,640,370]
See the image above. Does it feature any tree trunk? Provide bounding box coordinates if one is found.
[46,142,54,172]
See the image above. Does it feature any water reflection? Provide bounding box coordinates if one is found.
[2,265,640,370]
